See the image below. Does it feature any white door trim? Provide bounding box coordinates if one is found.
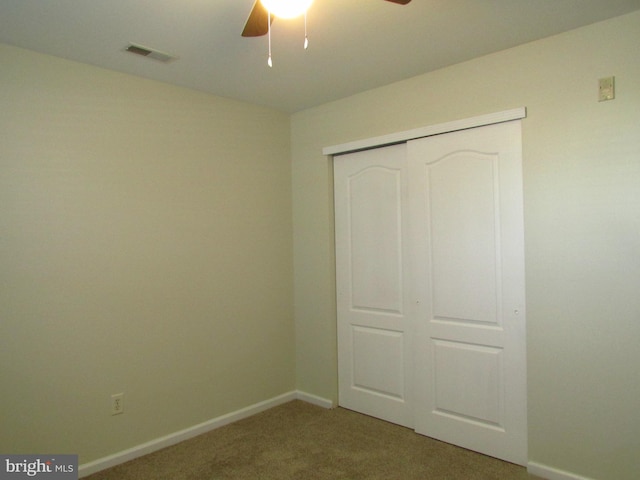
[322,107,526,157]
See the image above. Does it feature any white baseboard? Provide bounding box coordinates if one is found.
[79,390,333,478]
[528,461,598,480]
[295,390,335,408]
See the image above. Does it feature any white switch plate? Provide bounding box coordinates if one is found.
[598,76,615,101]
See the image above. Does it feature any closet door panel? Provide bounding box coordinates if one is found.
[409,121,527,465]
[334,143,413,428]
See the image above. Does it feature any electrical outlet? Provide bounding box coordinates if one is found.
[111,393,124,415]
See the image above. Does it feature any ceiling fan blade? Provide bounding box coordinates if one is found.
[241,0,409,38]
[242,0,273,37]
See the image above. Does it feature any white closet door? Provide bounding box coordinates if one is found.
[409,121,527,465]
[334,143,413,428]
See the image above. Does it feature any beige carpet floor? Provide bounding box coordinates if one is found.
[85,400,539,479]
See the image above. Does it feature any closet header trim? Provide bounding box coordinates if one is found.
[323,107,526,157]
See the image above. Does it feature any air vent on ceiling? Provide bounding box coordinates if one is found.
[125,43,176,63]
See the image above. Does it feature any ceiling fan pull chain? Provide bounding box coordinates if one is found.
[267,8,273,67]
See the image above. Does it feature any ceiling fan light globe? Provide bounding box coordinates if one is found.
[260,0,314,19]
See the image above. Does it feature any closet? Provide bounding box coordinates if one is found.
[333,117,527,465]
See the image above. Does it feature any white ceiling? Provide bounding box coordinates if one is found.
[1,0,639,112]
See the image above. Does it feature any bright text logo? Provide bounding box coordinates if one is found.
[0,455,77,479]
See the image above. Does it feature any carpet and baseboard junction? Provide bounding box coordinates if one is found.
[80,392,593,480]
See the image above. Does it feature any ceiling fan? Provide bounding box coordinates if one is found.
[242,0,412,37]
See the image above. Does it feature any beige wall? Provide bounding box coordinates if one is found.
[0,45,294,464]
[292,11,640,480]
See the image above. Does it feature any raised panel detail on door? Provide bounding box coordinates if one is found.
[349,166,403,313]
[432,340,503,427]
[428,151,500,325]
[335,143,413,428]
[352,326,405,399]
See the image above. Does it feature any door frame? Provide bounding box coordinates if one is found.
[323,107,526,157]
